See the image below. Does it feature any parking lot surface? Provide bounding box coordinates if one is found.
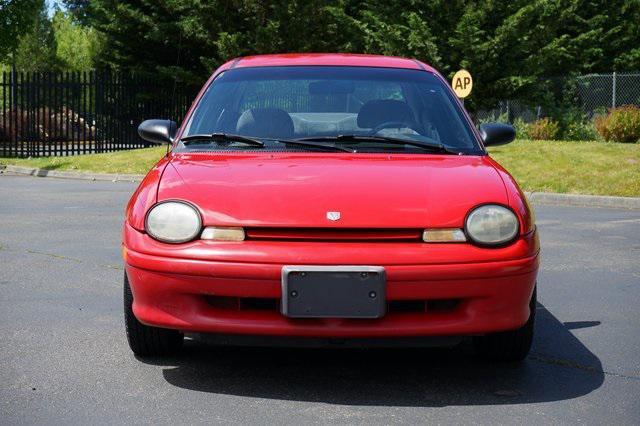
[1,174,639,425]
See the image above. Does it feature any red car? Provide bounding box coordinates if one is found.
[124,54,539,361]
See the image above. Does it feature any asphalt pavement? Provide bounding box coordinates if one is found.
[1,174,639,425]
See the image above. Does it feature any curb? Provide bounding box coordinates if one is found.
[2,164,639,210]
[0,164,144,183]
[523,191,640,210]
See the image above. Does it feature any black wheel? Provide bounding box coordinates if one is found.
[124,273,183,357]
[473,286,536,362]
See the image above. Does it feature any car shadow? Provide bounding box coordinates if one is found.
[140,303,604,407]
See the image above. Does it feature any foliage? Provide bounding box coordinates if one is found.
[555,108,598,141]
[527,118,560,140]
[0,0,42,60]
[62,0,640,105]
[2,2,101,72]
[563,120,598,141]
[594,106,640,143]
[13,2,57,72]
[476,112,509,125]
[51,11,102,71]
[512,118,530,140]
[498,115,595,141]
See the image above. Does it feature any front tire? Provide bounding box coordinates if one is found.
[473,287,536,362]
[124,273,183,357]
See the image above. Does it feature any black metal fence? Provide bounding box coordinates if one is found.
[0,71,195,157]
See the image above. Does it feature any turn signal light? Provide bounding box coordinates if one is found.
[201,227,246,241]
[422,228,466,243]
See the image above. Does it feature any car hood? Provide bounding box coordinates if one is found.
[158,153,507,228]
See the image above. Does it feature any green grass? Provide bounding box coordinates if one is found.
[2,139,639,196]
[488,139,640,197]
[2,146,168,175]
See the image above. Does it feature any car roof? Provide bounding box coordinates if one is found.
[216,53,437,73]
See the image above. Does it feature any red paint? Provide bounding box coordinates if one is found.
[233,53,430,71]
[123,54,539,339]
[158,153,508,229]
[125,156,170,231]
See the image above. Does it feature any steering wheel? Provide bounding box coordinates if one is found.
[370,120,421,135]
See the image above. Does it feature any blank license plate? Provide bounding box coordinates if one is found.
[281,266,386,318]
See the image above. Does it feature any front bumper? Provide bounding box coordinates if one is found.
[123,223,539,338]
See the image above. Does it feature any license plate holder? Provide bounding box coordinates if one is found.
[281,266,386,318]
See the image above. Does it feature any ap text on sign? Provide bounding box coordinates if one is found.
[451,69,473,98]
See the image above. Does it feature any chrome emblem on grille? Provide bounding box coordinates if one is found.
[326,211,341,221]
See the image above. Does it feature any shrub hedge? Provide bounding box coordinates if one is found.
[480,107,638,143]
[594,106,640,143]
[527,118,560,140]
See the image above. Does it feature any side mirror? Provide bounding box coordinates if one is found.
[479,123,516,147]
[138,119,177,145]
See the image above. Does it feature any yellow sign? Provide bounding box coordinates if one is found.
[451,69,473,98]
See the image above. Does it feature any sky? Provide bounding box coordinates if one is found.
[47,0,66,17]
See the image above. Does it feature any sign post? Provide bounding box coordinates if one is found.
[451,69,473,105]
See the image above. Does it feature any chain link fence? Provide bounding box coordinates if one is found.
[476,72,640,123]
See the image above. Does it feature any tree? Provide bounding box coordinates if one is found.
[445,0,640,110]
[63,0,640,109]
[0,0,43,61]
[13,0,57,72]
[52,10,102,71]
[63,0,358,87]
[4,4,102,72]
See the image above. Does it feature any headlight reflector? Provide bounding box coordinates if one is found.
[145,201,201,243]
[465,205,519,245]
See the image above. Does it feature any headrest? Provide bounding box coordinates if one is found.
[236,108,294,139]
[357,100,414,129]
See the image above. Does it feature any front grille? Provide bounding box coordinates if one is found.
[206,296,279,311]
[245,227,423,242]
[205,296,461,314]
[387,299,461,313]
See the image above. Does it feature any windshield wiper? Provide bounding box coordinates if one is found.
[180,133,352,152]
[298,134,461,154]
[270,138,354,153]
[180,133,265,147]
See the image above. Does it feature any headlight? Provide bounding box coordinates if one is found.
[145,201,202,243]
[465,204,519,246]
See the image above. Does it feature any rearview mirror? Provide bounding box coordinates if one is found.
[479,123,515,147]
[138,119,177,145]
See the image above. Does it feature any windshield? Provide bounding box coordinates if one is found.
[180,66,482,154]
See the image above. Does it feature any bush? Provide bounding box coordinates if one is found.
[527,118,559,140]
[476,112,509,125]
[563,120,598,141]
[512,118,530,139]
[594,106,640,143]
[555,108,598,141]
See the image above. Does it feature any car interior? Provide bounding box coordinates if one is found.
[233,99,437,140]
[184,71,476,149]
